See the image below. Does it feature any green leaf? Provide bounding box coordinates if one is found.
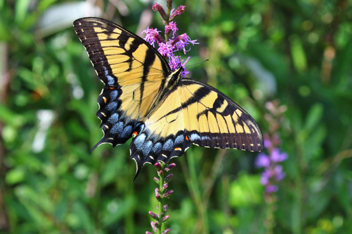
[290,35,307,72]
[229,172,263,207]
[305,103,324,132]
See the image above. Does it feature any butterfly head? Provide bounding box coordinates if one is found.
[165,66,184,90]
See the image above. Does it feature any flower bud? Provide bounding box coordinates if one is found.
[170,5,186,21]
[154,162,162,170]
[161,215,170,222]
[149,211,159,220]
[157,170,163,176]
[152,4,168,21]
[154,177,160,184]
[164,173,173,182]
[151,221,158,232]
[163,190,174,198]
[165,163,176,172]
[163,204,168,213]
[166,0,172,8]
[162,183,168,191]
[155,188,162,201]
[162,228,171,234]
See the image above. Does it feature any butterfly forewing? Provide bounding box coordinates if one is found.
[73,18,170,149]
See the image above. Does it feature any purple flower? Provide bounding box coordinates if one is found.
[266,185,278,193]
[256,153,270,168]
[256,147,287,194]
[264,139,271,148]
[158,42,174,57]
[165,22,178,36]
[274,165,285,181]
[271,148,288,162]
[142,28,164,47]
[260,174,269,185]
[173,33,198,54]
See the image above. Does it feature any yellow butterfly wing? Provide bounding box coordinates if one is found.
[129,78,263,177]
[73,17,170,149]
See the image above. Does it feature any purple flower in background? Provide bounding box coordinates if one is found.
[271,148,287,162]
[256,153,270,167]
[256,140,287,194]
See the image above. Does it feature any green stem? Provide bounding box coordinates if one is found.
[157,169,165,234]
[164,4,171,42]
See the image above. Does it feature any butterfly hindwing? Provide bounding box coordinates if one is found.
[129,78,263,177]
[73,18,170,149]
[179,79,263,151]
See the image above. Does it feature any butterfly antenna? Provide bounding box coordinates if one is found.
[186,59,209,68]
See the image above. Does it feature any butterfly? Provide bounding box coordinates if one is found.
[73,17,263,179]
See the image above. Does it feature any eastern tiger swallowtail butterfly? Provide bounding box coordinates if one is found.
[73,17,263,179]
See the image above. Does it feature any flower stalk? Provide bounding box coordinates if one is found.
[144,1,197,233]
[255,100,287,234]
[147,161,175,234]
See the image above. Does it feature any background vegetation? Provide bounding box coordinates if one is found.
[1,0,352,233]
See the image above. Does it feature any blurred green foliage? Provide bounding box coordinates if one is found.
[1,0,352,233]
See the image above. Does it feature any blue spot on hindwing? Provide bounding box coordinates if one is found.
[163,139,173,151]
[106,75,115,86]
[121,125,132,138]
[152,142,162,154]
[142,141,153,156]
[175,135,184,145]
[106,102,117,112]
[108,113,119,124]
[190,133,200,141]
[134,133,146,148]
[111,121,124,134]
[202,136,210,141]
[110,90,118,100]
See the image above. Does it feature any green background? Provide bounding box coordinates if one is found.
[1,0,352,233]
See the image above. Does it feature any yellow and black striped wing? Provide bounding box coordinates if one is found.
[73,18,170,149]
[129,78,263,176]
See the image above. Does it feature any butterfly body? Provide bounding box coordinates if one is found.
[73,17,263,178]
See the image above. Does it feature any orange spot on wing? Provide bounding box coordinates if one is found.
[185,136,189,141]
[132,131,138,137]
[110,87,114,90]
[103,96,107,103]
[175,147,182,151]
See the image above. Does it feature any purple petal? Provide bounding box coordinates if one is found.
[264,139,271,149]
[260,175,269,185]
[275,172,285,181]
[255,153,270,168]
[271,148,288,162]
[266,185,278,193]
